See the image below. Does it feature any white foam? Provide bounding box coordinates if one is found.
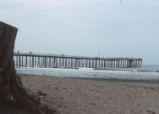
[16,67,159,80]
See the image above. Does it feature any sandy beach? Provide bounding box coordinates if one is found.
[1,74,159,114]
[12,74,159,114]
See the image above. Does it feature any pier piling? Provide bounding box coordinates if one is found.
[14,52,142,69]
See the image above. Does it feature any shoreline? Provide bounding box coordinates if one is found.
[19,73,159,84]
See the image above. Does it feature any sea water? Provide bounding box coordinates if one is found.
[16,65,159,80]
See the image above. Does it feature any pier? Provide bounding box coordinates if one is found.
[14,52,142,69]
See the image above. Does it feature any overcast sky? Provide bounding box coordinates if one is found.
[0,0,159,65]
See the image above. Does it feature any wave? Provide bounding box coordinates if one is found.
[94,68,159,73]
[16,67,159,81]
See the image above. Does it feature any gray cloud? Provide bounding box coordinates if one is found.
[0,0,159,65]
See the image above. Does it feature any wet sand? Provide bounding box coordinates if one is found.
[19,74,159,114]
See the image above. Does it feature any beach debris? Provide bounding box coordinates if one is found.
[38,91,47,97]
[151,87,155,90]
[60,97,64,100]
[147,110,156,114]
[0,21,55,114]
[48,84,52,86]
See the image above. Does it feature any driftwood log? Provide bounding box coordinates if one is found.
[0,22,55,114]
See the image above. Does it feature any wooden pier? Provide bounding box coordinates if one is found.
[14,52,142,69]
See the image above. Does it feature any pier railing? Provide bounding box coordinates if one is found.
[13,52,142,69]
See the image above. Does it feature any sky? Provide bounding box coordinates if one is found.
[0,0,159,65]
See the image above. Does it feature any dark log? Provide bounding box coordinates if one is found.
[0,22,55,114]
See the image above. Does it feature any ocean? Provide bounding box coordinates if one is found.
[16,65,159,81]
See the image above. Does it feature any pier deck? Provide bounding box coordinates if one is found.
[14,52,142,69]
